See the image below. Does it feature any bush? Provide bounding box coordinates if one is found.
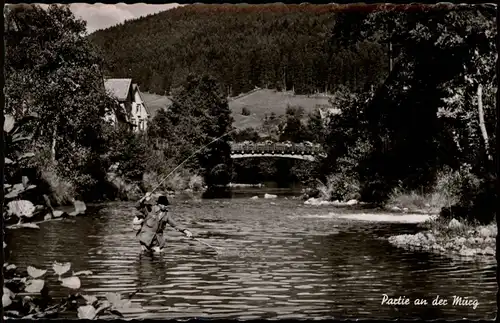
[143,168,205,193]
[39,167,76,206]
[241,107,251,116]
[317,173,360,202]
[188,174,204,191]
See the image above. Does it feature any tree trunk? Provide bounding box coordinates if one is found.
[51,122,57,162]
[477,83,492,161]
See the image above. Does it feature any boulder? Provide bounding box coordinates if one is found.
[264,193,277,199]
[346,199,358,206]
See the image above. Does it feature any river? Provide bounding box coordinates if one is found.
[5,189,497,320]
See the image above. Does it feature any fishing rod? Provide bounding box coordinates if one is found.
[144,128,238,199]
[190,236,224,252]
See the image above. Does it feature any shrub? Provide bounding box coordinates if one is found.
[317,172,360,202]
[241,107,251,116]
[188,174,204,191]
[39,167,76,206]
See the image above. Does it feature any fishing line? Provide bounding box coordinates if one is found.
[187,236,261,258]
[147,128,238,196]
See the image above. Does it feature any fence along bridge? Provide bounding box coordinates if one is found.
[230,142,325,161]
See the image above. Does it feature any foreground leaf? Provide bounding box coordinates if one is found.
[109,309,125,317]
[5,158,14,165]
[7,200,35,218]
[27,266,47,279]
[2,294,12,308]
[24,279,45,293]
[5,264,16,271]
[77,305,97,319]
[4,114,15,133]
[4,310,21,317]
[74,200,87,214]
[22,176,29,188]
[94,301,111,318]
[18,153,35,161]
[7,223,40,230]
[3,287,15,300]
[52,210,67,218]
[105,292,133,309]
[82,294,98,305]
[11,133,33,143]
[61,276,81,289]
[53,262,71,276]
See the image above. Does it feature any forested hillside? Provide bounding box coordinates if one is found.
[89,4,388,96]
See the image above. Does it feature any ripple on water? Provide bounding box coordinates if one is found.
[5,199,497,321]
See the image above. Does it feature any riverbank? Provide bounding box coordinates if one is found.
[302,195,496,260]
[388,217,497,260]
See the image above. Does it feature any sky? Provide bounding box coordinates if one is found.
[38,3,183,34]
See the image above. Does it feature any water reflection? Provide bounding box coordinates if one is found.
[5,196,497,320]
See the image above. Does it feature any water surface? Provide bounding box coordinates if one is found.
[5,194,497,320]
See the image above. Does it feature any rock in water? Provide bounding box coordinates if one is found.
[346,199,358,206]
[250,196,259,200]
[264,193,277,199]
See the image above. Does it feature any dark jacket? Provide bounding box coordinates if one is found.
[135,200,186,249]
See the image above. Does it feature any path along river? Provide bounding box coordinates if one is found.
[5,189,497,320]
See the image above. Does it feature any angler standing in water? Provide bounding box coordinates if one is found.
[133,193,193,253]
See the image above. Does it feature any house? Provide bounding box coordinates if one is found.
[104,78,150,132]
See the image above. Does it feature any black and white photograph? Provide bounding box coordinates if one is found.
[1,2,498,320]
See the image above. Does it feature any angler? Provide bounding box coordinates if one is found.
[133,193,192,253]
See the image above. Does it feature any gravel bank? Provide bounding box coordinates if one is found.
[388,219,497,260]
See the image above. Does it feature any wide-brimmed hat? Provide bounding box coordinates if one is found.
[157,195,170,206]
[144,194,170,206]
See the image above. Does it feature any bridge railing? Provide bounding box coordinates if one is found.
[230,142,324,155]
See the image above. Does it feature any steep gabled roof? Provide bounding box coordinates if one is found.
[132,83,151,116]
[104,78,132,101]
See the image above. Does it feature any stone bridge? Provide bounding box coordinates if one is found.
[230,142,325,161]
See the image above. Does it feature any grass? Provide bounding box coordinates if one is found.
[142,88,337,130]
[386,167,472,213]
[315,173,361,202]
[39,168,76,206]
[386,188,455,214]
[229,88,334,130]
[142,92,173,118]
[419,215,497,241]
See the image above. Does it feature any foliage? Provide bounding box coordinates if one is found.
[162,74,234,187]
[2,261,132,319]
[103,127,149,182]
[5,4,116,201]
[4,114,38,201]
[279,106,308,143]
[231,127,260,142]
[321,5,496,222]
[89,4,387,96]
